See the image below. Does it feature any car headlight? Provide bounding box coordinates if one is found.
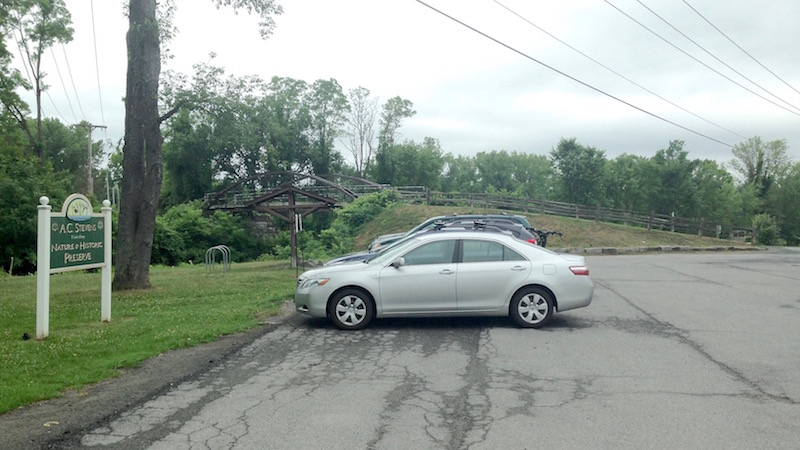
[300,277,330,289]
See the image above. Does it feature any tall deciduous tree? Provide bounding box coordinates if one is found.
[116,0,281,290]
[373,96,414,183]
[342,86,377,177]
[550,137,606,205]
[377,96,415,151]
[645,140,698,216]
[307,78,347,175]
[605,153,649,213]
[372,137,444,188]
[766,162,800,245]
[1,0,73,161]
[729,136,789,200]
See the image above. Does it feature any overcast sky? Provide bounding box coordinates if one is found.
[19,0,800,167]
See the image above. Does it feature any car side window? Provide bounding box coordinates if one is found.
[462,240,525,263]
[402,240,457,266]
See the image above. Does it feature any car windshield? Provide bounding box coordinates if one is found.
[370,236,422,265]
[371,229,426,254]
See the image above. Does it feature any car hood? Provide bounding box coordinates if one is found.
[299,259,378,280]
[325,251,373,266]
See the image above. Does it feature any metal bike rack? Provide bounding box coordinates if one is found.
[205,245,231,273]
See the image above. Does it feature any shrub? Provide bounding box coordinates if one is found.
[752,213,780,245]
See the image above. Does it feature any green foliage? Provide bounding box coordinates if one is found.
[307,190,401,255]
[372,138,444,188]
[730,136,790,199]
[470,150,554,198]
[151,202,271,265]
[550,137,607,205]
[765,162,800,245]
[752,213,780,245]
[160,110,214,208]
[0,152,71,274]
[605,153,650,213]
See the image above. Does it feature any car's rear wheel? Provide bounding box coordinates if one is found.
[510,287,553,328]
[329,288,373,330]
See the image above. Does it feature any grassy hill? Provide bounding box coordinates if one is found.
[354,204,752,251]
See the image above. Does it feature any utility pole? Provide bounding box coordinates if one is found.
[78,123,107,196]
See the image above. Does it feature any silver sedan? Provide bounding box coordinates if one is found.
[294,230,593,330]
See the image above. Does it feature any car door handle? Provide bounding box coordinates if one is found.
[439,269,453,275]
[511,266,526,271]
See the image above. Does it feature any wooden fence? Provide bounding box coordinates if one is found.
[390,187,756,243]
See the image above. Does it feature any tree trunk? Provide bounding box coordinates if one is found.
[113,0,162,291]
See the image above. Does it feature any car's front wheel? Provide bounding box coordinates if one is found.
[329,288,374,330]
[510,287,553,328]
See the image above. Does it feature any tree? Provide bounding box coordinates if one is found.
[115,0,281,290]
[605,153,650,213]
[691,159,740,223]
[160,109,214,208]
[0,152,71,274]
[372,137,444,188]
[645,140,698,216]
[306,78,347,175]
[373,97,414,183]
[342,86,377,177]
[377,96,415,151]
[765,162,800,245]
[261,76,311,173]
[550,137,607,205]
[729,136,790,200]
[441,153,477,193]
[1,0,73,161]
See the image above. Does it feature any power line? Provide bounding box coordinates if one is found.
[89,0,106,126]
[682,0,800,98]
[44,91,68,123]
[634,0,799,113]
[12,30,33,87]
[491,0,747,140]
[603,0,800,118]
[49,46,79,122]
[61,43,87,120]
[414,0,734,148]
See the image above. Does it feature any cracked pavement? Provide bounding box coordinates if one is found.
[8,249,800,449]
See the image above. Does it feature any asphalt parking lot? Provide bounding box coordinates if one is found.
[4,249,799,449]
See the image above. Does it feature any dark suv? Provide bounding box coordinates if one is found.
[326,218,538,266]
[368,213,534,251]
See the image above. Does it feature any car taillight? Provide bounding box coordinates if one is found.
[569,265,589,276]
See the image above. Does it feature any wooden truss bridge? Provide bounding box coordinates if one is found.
[202,171,386,267]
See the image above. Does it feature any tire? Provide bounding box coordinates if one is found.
[510,287,553,328]
[328,288,374,330]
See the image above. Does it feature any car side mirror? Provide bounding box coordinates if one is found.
[390,257,405,268]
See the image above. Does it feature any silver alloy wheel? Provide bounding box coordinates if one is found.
[517,293,549,324]
[334,294,367,327]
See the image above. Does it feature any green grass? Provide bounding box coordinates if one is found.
[0,261,296,414]
[355,205,750,250]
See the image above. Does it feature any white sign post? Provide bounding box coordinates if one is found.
[36,194,113,339]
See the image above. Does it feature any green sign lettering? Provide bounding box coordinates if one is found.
[50,216,105,270]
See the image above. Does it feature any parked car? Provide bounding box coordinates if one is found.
[368,213,535,251]
[326,218,538,266]
[296,230,593,330]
